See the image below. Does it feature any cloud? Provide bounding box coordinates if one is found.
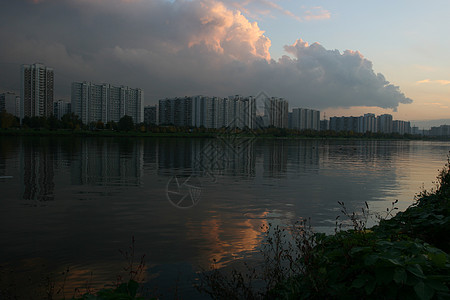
[303,6,331,21]
[226,1,330,22]
[417,79,450,85]
[423,102,449,108]
[0,0,412,110]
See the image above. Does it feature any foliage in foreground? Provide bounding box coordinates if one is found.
[199,157,450,299]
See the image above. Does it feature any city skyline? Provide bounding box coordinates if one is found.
[0,0,448,129]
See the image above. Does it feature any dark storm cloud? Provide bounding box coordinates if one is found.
[0,0,412,109]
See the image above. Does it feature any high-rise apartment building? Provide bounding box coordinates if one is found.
[71,82,143,124]
[377,114,393,133]
[264,97,288,128]
[359,113,377,133]
[53,100,71,120]
[144,105,158,125]
[393,120,411,134]
[158,97,193,127]
[291,108,320,131]
[159,95,257,129]
[20,63,54,120]
[0,92,20,117]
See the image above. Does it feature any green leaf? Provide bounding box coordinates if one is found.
[351,277,366,289]
[375,267,393,285]
[386,258,402,266]
[428,252,447,268]
[406,264,426,279]
[426,279,449,293]
[364,255,378,266]
[365,279,376,295]
[414,281,435,300]
[393,268,407,284]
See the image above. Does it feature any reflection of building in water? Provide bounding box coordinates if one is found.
[191,138,256,178]
[263,140,288,177]
[21,142,55,201]
[157,138,256,177]
[157,139,196,176]
[142,139,158,168]
[71,139,143,186]
[320,140,412,170]
[290,140,320,170]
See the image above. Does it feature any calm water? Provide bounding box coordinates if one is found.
[0,136,449,298]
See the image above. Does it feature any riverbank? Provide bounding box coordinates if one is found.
[1,127,447,140]
[0,128,216,138]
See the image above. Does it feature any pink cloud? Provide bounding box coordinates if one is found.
[187,0,271,61]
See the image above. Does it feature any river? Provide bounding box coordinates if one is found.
[0,137,449,298]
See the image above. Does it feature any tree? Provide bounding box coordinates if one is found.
[61,113,82,130]
[47,115,61,130]
[118,115,134,131]
[0,111,18,129]
[96,120,104,130]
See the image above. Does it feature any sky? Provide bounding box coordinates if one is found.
[0,0,449,126]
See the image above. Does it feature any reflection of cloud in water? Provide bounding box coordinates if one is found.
[187,211,268,268]
[0,257,153,298]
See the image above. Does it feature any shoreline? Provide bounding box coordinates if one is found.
[1,128,449,140]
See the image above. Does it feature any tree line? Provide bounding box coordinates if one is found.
[0,110,427,139]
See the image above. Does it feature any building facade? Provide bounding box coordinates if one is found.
[377,114,393,133]
[0,92,20,117]
[265,97,288,128]
[53,100,71,120]
[144,105,157,125]
[20,63,54,120]
[71,82,143,124]
[393,120,411,134]
[291,108,320,131]
[159,95,257,129]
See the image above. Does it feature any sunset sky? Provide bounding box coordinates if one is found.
[0,0,449,127]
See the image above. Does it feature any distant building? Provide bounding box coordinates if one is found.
[359,113,377,133]
[329,116,359,132]
[144,105,157,125]
[0,92,20,117]
[53,100,71,120]
[159,95,257,129]
[265,97,288,128]
[377,114,393,133]
[71,81,143,124]
[291,108,320,131]
[228,95,256,129]
[320,119,329,131]
[192,95,217,128]
[430,125,450,136]
[20,63,54,120]
[393,120,411,134]
[158,97,192,127]
[411,126,420,135]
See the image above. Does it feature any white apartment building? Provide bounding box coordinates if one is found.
[291,108,320,131]
[71,81,143,124]
[265,97,289,128]
[0,92,20,117]
[20,63,54,120]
